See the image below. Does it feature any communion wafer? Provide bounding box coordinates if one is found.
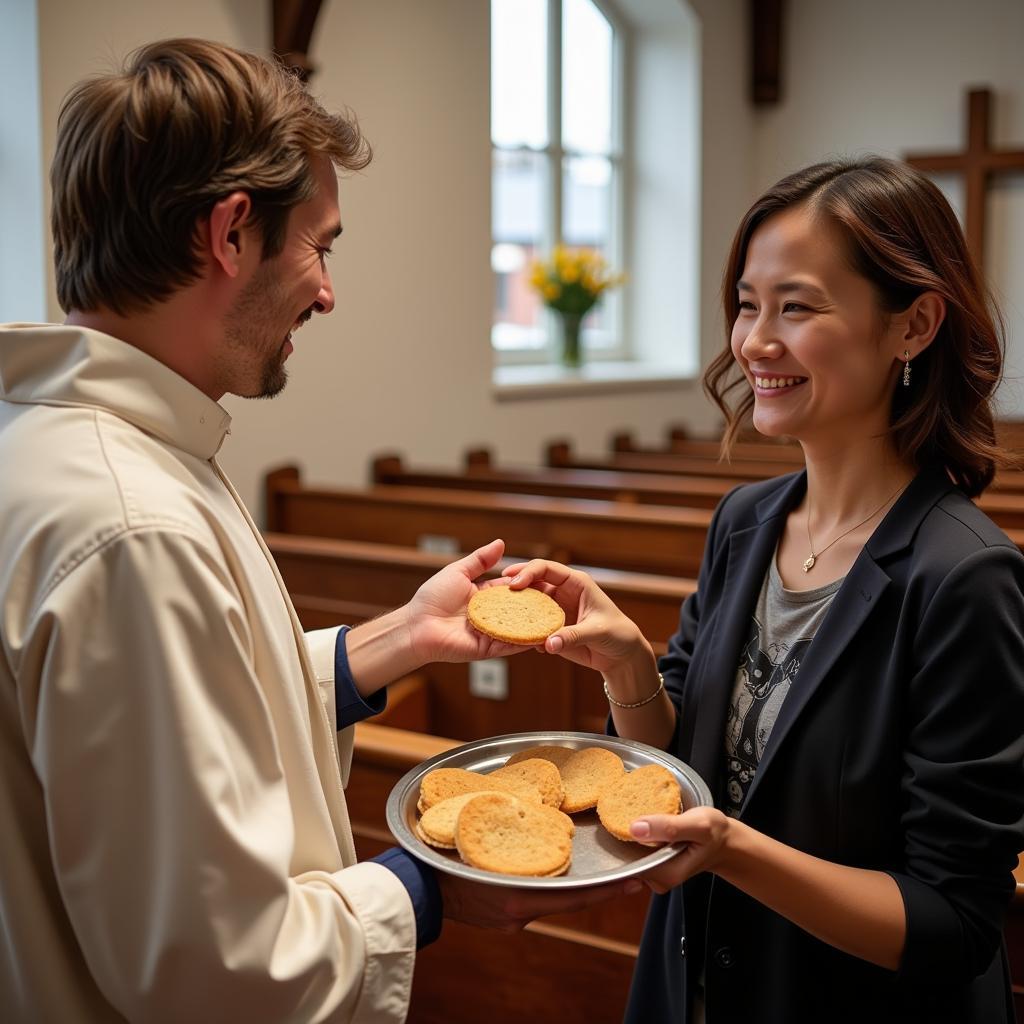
[417,791,500,849]
[455,793,573,877]
[597,764,682,842]
[559,746,627,813]
[536,801,576,837]
[504,745,577,771]
[489,758,565,808]
[416,787,574,857]
[417,767,518,813]
[466,585,565,645]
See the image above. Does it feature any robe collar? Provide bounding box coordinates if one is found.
[0,323,232,460]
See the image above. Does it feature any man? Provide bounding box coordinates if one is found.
[0,39,635,1022]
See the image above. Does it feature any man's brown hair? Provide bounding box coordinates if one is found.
[51,38,371,315]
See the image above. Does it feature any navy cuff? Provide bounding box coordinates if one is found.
[334,626,388,729]
[372,847,443,949]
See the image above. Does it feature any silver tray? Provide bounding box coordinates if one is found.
[385,730,713,890]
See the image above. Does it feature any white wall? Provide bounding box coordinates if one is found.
[754,0,1024,414]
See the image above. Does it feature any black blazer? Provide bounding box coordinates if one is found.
[623,465,1024,1024]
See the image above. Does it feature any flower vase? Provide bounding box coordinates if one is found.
[559,312,583,368]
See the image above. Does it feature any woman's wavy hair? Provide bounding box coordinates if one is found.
[52,38,371,316]
[704,156,1011,496]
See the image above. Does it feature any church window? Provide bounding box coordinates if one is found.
[490,0,625,364]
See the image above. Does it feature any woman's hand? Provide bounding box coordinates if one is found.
[633,807,734,893]
[501,558,654,676]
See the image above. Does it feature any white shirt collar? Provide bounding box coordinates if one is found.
[0,323,232,459]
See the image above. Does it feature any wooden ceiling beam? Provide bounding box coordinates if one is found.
[272,0,324,82]
[750,0,784,106]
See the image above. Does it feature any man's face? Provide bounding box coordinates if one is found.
[222,156,341,399]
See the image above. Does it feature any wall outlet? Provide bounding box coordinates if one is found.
[417,534,460,554]
[469,659,509,700]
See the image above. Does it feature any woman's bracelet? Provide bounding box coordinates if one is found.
[603,672,665,709]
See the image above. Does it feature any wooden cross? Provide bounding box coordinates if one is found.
[905,88,1024,270]
[272,0,324,82]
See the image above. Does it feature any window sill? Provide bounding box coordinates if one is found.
[492,360,695,401]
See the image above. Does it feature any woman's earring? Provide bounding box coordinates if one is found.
[903,349,911,387]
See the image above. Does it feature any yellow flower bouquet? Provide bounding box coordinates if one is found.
[528,246,626,367]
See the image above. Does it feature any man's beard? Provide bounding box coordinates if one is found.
[223,265,294,399]
[254,343,288,399]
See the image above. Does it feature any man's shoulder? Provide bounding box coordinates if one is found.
[0,401,225,595]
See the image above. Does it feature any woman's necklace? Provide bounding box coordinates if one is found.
[803,482,907,573]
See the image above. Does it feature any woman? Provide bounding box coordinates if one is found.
[506,158,1024,1023]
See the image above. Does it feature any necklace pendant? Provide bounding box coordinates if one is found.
[803,555,816,572]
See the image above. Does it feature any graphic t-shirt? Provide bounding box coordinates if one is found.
[723,555,844,817]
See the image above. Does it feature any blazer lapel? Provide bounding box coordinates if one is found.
[688,474,804,799]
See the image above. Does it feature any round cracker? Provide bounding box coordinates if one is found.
[489,758,565,808]
[596,764,682,842]
[417,767,517,813]
[559,746,626,813]
[504,745,576,771]
[467,586,565,645]
[418,791,501,849]
[455,793,573,877]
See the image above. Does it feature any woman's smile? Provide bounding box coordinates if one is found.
[754,375,808,394]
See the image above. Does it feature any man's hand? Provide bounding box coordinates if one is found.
[344,539,540,695]
[404,539,537,665]
[438,870,644,933]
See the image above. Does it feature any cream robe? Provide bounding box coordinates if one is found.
[0,324,416,1023]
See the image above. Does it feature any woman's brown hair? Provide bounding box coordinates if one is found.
[51,38,372,316]
[704,157,1010,497]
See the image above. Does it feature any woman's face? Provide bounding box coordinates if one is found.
[730,204,905,448]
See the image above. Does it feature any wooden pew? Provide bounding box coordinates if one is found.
[997,421,1024,452]
[544,443,1024,529]
[267,531,692,738]
[647,420,1024,460]
[612,428,804,466]
[349,713,648,1023]
[976,492,1024,529]
[547,439,793,481]
[373,451,743,510]
[989,470,1024,494]
[265,465,712,578]
[268,463,1024,585]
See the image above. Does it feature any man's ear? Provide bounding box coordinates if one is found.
[207,192,256,279]
[896,291,946,361]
